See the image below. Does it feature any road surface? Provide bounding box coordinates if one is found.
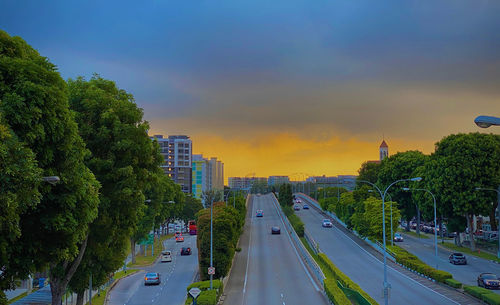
[223,194,328,305]
[107,235,198,305]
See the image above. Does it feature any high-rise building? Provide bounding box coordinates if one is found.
[192,154,208,200]
[268,176,290,186]
[151,135,192,193]
[228,177,267,190]
[208,157,224,191]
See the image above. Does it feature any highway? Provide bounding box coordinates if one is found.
[296,194,479,305]
[107,235,198,305]
[223,194,328,305]
[398,231,500,294]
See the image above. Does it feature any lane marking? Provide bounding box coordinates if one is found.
[270,195,320,292]
[299,195,460,305]
[242,207,253,294]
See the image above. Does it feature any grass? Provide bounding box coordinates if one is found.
[397,228,429,239]
[128,234,172,267]
[86,269,140,305]
[441,242,500,263]
[8,291,28,304]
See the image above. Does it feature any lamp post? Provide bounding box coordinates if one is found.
[210,197,214,290]
[475,187,500,258]
[359,177,422,305]
[369,190,394,246]
[403,187,438,269]
[474,115,500,128]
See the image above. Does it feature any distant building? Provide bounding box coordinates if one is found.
[192,154,208,200]
[306,175,357,190]
[228,177,267,190]
[380,140,389,161]
[268,176,290,186]
[208,157,224,191]
[151,135,192,193]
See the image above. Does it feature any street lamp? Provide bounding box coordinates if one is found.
[474,115,500,128]
[41,176,60,185]
[402,187,438,269]
[475,187,500,258]
[369,190,395,246]
[358,177,422,305]
[210,197,214,290]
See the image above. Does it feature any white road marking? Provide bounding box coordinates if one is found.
[242,214,253,294]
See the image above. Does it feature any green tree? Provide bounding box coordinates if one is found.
[422,133,500,251]
[179,195,204,230]
[357,161,382,185]
[278,183,293,206]
[0,117,41,301]
[351,197,400,241]
[0,30,100,305]
[66,76,165,304]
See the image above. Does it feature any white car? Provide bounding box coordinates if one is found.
[161,250,172,262]
[322,219,333,228]
[393,233,404,242]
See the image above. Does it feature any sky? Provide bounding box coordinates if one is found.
[1,0,500,182]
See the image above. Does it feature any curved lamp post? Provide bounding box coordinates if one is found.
[369,190,394,246]
[474,115,500,128]
[358,177,422,305]
[476,187,500,258]
[402,187,438,269]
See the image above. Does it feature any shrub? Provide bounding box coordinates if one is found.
[445,278,462,289]
[482,292,500,305]
[186,280,222,292]
[282,205,305,237]
[196,289,217,305]
[324,278,351,305]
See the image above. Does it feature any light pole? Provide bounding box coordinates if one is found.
[474,115,500,128]
[359,177,422,305]
[403,187,438,269]
[369,190,394,246]
[210,197,214,290]
[476,187,500,258]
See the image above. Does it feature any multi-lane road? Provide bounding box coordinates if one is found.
[296,194,480,305]
[223,194,328,305]
[107,235,198,305]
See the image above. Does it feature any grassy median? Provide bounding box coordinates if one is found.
[441,243,500,263]
[128,234,172,267]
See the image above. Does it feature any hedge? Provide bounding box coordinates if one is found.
[445,278,462,289]
[324,278,351,305]
[387,245,452,283]
[282,205,305,237]
[318,253,379,305]
[186,280,223,305]
[186,279,222,292]
[196,289,217,305]
[464,286,500,305]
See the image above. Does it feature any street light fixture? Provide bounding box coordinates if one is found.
[41,176,60,185]
[474,115,500,128]
[358,177,421,305]
[402,187,439,269]
[475,187,500,258]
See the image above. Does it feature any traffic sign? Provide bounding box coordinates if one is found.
[208,267,215,275]
[189,287,201,299]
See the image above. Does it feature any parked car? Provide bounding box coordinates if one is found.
[176,235,184,242]
[478,273,500,289]
[449,253,467,265]
[271,226,281,234]
[181,247,192,255]
[144,272,161,285]
[294,205,301,211]
[322,219,333,228]
[303,204,309,209]
[161,250,172,262]
[256,209,264,217]
[393,233,404,242]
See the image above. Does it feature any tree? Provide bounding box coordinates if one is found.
[351,197,400,242]
[278,183,293,206]
[179,195,204,230]
[0,31,100,305]
[66,76,165,304]
[357,161,382,185]
[0,117,41,301]
[422,133,500,251]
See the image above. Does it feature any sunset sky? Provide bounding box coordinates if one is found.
[2,1,500,182]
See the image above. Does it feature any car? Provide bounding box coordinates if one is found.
[271,226,281,234]
[181,247,192,255]
[303,204,309,209]
[296,199,302,203]
[144,272,161,285]
[176,235,184,242]
[294,205,301,211]
[449,253,467,265]
[175,231,182,237]
[393,233,404,242]
[478,273,500,289]
[161,250,172,262]
[322,219,333,228]
[256,209,264,217]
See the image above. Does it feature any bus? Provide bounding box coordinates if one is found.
[188,220,197,235]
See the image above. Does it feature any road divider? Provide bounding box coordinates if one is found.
[186,280,223,305]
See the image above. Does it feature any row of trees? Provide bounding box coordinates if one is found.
[0,31,195,304]
[320,133,500,249]
[196,190,246,280]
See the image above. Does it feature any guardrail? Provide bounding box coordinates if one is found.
[304,229,320,255]
[270,194,326,288]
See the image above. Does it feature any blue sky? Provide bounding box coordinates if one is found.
[2,0,500,177]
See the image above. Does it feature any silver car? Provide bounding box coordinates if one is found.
[144,272,161,285]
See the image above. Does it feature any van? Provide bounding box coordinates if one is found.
[161,250,172,263]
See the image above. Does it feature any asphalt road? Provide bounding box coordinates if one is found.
[107,235,198,305]
[296,195,465,305]
[223,194,328,305]
[397,231,500,293]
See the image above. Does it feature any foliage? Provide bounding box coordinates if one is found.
[278,183,293,206]
[186,279,222,291]
[357,161,381,185]
[250,179,268,194]
[324,278,351,305]
[0,116,41,294]
[0,30,100,304]
[445,278,462,289]
[179,195,204,225]
[196,289,217,305]
[351,197,400,241]
[464,286,500,305]
[282,205,305,237]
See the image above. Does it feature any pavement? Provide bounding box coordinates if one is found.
[398,231,500,294]
[107,235,198,305]
[223,194,328,305]
[296,194,481,305]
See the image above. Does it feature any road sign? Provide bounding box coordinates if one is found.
[208,267,215,275]
[189,287,201,299]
